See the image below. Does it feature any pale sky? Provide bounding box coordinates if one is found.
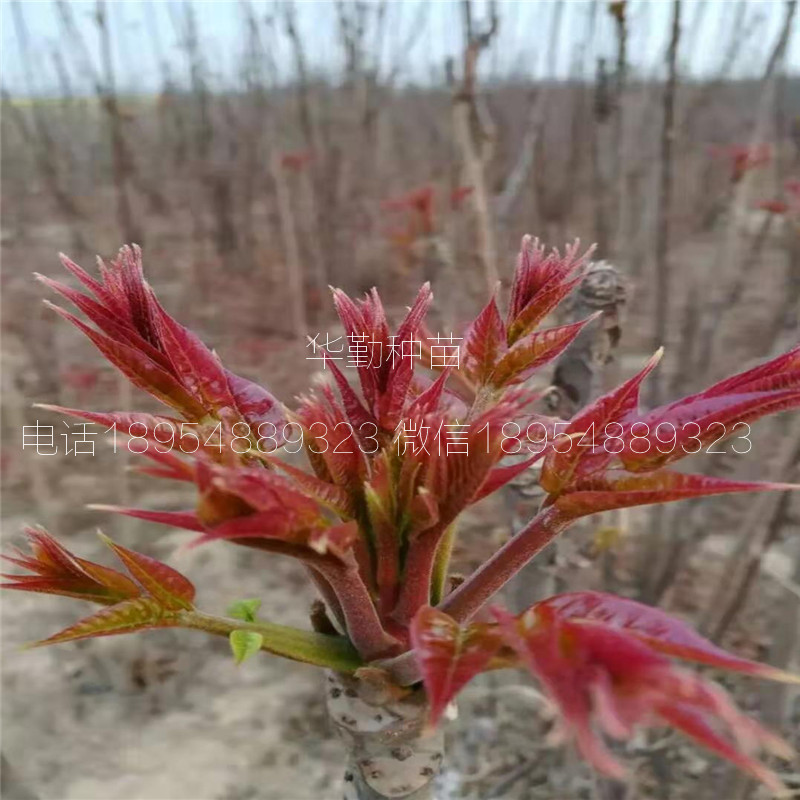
[2,0,798,97]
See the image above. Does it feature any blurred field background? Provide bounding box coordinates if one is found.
[2,1,800,798]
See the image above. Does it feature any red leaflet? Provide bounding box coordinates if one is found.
[92,505,205,532]
[44,301,207,416]
[195,464,357,561]
[31,597,179,648]
[295,383,371,490]
[553,470,797,518]
[41,247,284,430]
[492,603,792,789]
[195,516,359,562]
[154,309,236,411]
[2,527,140,605]
[471,453,541,504]
[331,283,432,429]
[267,457,354,517]
[223,369,286,433]
[621,391,800,472]
[408,400,527,528]
[406,369,454,418]
[34,405,215,463]
[619,349,800,472]
[540,349,663,493]
[4,530,197,648]
[491,315,599,386]
[535,347,800,516]
[462,295,507,384]
[538,592,800,683]
[98,533,195,611]
[507,236,593,343]
[410,606,502,725]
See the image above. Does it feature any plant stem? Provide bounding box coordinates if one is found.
[316,560,403,661]
[384,505,572,686]
[326,671,443,800]
[235,539,400,662]
[430,524,457,606]
[439,504,570,623]
[179,610,362,671]
[390,528,443,625]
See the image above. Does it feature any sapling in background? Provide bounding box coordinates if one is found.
[5,238,800,799]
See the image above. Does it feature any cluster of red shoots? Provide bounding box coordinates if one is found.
[5,238,800,791]
[711,143,772,183]
[381,183,473,251]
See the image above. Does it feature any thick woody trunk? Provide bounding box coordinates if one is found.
[325,671,444,800]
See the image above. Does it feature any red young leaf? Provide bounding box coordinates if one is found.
[155,310,236,411]
[506,236,593,343]
[553,470,797,517]
[224,369,286,432]
[43,247,284,431]
[268,458,354,516]
[462,294,507,384]
[538,592,800,683]
[44,301,207,416]
[491,314,600,386]
[2,527,140,605]
[30,597,180,647]
[331,283,432,429]
[656,702,789,793]
[410,606,502,724]
[406,369,453,418]
[322,356,376,430]
[34,405,207,458]
[540,348,663,493]
[492,603,792,789]
[91,505,205,532]
[37,272,172,370]
[98,533,195,610]
[295,385,370,490]
[471,453,541,504]
[620,388,800,472]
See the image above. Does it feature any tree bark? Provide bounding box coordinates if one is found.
[326,671,444,800]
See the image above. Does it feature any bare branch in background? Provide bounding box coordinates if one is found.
[8,3,85,244]
[637,0,681,604]
[95,0,140,245]
[271,152,308,340]
[453,0,499,292]
[649,0,681,408]
[700,416,800,641]
[693,0,797,379]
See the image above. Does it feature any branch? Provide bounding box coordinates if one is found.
[180,609,362,671]
[382,507,571,686]
[439,505,570,623]
[235,538,400,661]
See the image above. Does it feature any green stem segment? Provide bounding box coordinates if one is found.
[180,610,362,672]
[429,523,456,606]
